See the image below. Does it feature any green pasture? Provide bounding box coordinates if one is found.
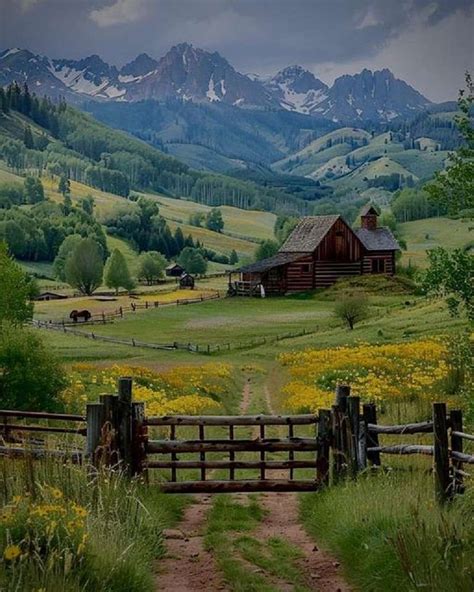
[400,216,473,267]
[36,278,466,368]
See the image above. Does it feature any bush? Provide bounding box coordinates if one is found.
[0,324,66,411]
[334,293,369,330]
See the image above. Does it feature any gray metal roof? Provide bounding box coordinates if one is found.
[238,252,307,274]
[355,227,400,251]
[280,215,340,252]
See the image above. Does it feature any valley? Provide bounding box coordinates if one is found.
[0,19,472,592]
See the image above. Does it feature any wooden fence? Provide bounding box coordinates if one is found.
[0,380,472,499]
[36,290,222,327]
[33,319,320,355]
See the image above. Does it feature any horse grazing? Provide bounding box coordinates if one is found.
[69,309,92,323]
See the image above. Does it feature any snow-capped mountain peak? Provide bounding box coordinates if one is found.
[266,65,328,114]
[0,46,431,121]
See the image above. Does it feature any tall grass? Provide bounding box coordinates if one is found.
[300,470,474,591]
[0,457,187,592]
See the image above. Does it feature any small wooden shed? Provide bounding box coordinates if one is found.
[35,291,68,301]
[179,272,195,289]
[166,263,185,277]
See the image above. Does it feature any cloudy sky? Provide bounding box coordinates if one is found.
[1,0,473,101]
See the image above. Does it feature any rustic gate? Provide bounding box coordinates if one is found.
[143,414,328,493]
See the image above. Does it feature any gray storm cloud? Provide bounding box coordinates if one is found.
[0,0,472,101]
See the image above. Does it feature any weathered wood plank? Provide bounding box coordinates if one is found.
[145,414,318,426]
[147,437,319,454]
[0,424,86,435]
[451,430,474,442]
[451,451,474,465]
[0,410,85,422]
[367,445,434,455]
[146,460,320,470]
[158,479,321,494]
[368,421,435,434]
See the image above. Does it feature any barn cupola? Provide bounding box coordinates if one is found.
[360,204,379,230]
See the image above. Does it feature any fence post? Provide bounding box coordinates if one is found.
[332,385,350,481]
[450,409,464,495]
[335,385,350,414]
[100,394,120,467]
[433,402,450,503]
[363,403,380,466]
[347,396,360,477]
[131,402,147,478]
[86,402,104,470]
[317,409,331,486]
[118,377,133,476]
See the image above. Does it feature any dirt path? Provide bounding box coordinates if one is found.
[154,496,228,592]
[155,378,351,592]
[153,380,253,592]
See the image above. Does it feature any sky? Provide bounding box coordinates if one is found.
[1,0,473,102]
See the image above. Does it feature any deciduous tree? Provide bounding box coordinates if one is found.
[0,242,34,324]
[137,251,167,285]
[422,247,473,321]
[65,237,104,295]
[334,293,369,330]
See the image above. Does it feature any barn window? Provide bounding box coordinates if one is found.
[371,258,386,273]
[301,263,311,273]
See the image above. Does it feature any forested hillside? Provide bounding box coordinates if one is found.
[0,83,310,215]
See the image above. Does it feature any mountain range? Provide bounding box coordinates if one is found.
[0,43,431,123]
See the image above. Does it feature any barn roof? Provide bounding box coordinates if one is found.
[355,227,400,251]
[280,215,341,252]
[166,263,184,270]
[238,252,307,274]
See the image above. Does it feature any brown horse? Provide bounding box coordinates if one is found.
[69,309,92,323]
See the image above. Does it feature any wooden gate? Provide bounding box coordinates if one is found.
[143,414,327,493]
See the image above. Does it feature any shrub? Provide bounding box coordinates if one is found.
[0,324,66,411]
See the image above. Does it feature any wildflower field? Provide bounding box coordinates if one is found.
[280,335,472,419]
[62,362,236,416]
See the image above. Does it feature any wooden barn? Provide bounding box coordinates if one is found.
[179,272,195,289]
[166,263,185,277]
[230,206,399,295]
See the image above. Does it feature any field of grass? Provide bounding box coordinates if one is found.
[400,216,473,267]
[153,194,276,242]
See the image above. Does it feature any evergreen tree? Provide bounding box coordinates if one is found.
[24,176,44,204]
[104,248,135,294]
[229,249,239,265]
[23,126,34,149]
[65,238,104,295]
[58,174,70,197]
